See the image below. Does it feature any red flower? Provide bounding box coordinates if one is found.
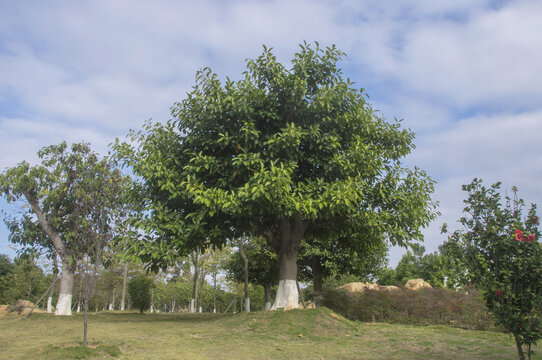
[496,289,503,297]
[527,235,535,243]
[515,230,523,242]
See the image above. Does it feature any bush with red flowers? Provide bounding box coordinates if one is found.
[448,179,542,360]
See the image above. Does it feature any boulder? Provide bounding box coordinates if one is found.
[13,300,45,315]
[15,300,34,308]
[338,282,400,293]
[405,278,432,290]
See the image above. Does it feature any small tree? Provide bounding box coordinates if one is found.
[448,179,541,360]
[128,276,153,314]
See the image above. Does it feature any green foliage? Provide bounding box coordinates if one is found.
[224,236,278,288]
[113,42,438,274]
[0,142,130,266]
[324,287,495,330]
[0,254,14,276]
[382,241,469,289]
[128,276,153,313]
[449,179,542,360]
[0,255,50,305]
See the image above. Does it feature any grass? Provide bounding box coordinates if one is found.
[0,307,538,359]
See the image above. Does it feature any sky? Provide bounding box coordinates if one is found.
[1,0,541,268]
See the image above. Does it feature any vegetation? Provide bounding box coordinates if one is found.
[0,142,129,315]
[113,42,438,309]
[0,308,536,360]
[127,276,153,314]
[324,286,495,330]
[446,180,542,360]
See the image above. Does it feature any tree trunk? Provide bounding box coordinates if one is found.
[268,214,305,310]
[150,288,154,313]
[264,283,272,311]
[25,194,74,316]
[272,248,299,310]
[190,251,198,313]
[213,271,217,313]
[238,236,250,313]
[120,263,128,311]
[84,299,88,347]
[55,261,75,316]
[515,334,526,360]
[312,257,324,307]
[199,267,205,313]
[108,286,116,311]
[47,295,53,313]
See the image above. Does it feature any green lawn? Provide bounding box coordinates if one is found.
[0,307,536,359]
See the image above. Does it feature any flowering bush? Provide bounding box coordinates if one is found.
[448,179,542,360]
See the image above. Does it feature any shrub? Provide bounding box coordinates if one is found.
[128,276,153,314]
[323,286,496,330]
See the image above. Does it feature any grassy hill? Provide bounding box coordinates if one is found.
[0,307,537,359]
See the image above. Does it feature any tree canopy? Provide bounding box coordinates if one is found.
[114,42,438,309]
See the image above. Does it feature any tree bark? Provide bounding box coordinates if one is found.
[312,257,324,307]
[199,267,205,313]
[25,192,74,316]
[213,271,217,313]
[120,263,128,311]
[264,283,272,311]
[109,286,116,311]
[150,288,155,313]
[55,259,74,316]
[268,214,305,310]
[190,251,198,313]
[238,236,250,313]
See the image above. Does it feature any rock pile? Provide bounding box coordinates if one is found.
[337,282,399,293]
[337,279,432,293]
[0,300,47,316]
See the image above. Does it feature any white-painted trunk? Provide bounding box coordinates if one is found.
[189,298,196,313]
[264,301,271,311]
[271,280,299,310]
[55,265,74,316]
[77,303,81,313]
[108,302,114,311]
[213,308,216,313]
[55,293,73,316]
[150,305,154,313]
[198,306,202,313]
[47,296,53,313]
[245,298,250,313]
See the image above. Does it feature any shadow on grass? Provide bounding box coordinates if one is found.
[84,311,240,324]
[36,343,121,359]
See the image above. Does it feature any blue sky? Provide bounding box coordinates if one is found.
[1,0,541,267]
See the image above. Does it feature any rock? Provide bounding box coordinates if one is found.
[405,278,432,290]
[13,300,47,315]
[15,300,35,308]
[304,301,316,309]
[381,285,400,292]
[0,305,9,317]
[338,282,400,293]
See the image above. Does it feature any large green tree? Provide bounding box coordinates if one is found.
[114,43,438,309]
[0,142,128,315]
